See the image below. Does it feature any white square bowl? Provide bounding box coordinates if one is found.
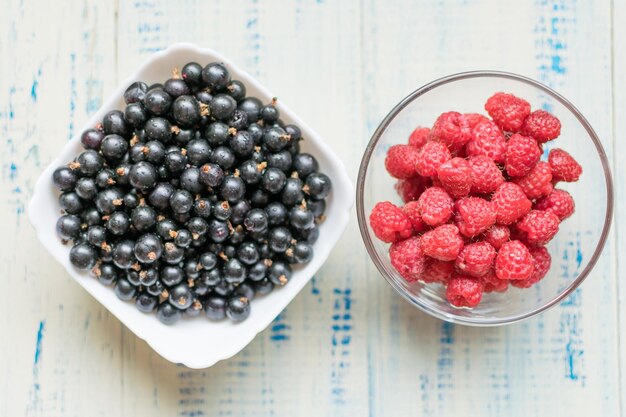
[28,43,353,369]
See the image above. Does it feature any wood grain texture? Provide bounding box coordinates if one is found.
[0,0,622,416]
[613,0,625,414]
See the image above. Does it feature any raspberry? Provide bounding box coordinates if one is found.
[408,127,430,148]
[481,270,508,293]
[521,110,561,143]
[369,201,413,243]
[402,201,426,233]
[482,225,510,249]
[495,240,534,281]
[511,246,551,288]
[468,155,505,194]
[389,236,427,282]
[491,182,532,225]
[466,119,507,163]
[420,224,464,261]
[373,92,576,305]
[507,226,526,243]
[446,274,483,307]
[454,197,496,237]
[451,146,468,159]
[484,92,531,132]
[515,210,560,246]
[394,177,430,203]
[430,111,472,149]
[504,133,541,177]
[417,187,454,226]
[548,148,582,182]
[437,157,471,198]
[384,144,421,179]
[535,189,575,220]
[455,241,496,277]
[465,113,490,129]
[416,141,451,177]
[513,161,553,199]
[421,259,454,283]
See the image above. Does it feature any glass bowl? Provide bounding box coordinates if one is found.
[356,71,613,326]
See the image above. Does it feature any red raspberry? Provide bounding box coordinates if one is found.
[520,110,561,143]
[481,270,509,293]
[454,197,497,237]
[535,189,575,220]
[455,241,496,277]
[513,161,553,199]
[389,236,427,282]
[369,201,413,243]
[408,127,430,148]
[494,240,534,281]
[504,133,541,177]
[437,157,471,198]
[416,141,451,177]
[402,201,426,233]
[451,145,468,159]
[417,187,454,227]
[420,224,464,261]
[491,182,532,225]
[446,274,483,307]
[507,225,527,244]
[516,210,560,246]
[548,148,582,182]
[511,246,551,288]
[484,92,531,132]
[465,113,490,129]
[430,111,472,149]
[467,119,507,163]
[384,144,420,179]
[468,155,505,194]
[421,259,454,283]
[482,225,510,250]
[394,177,430,203]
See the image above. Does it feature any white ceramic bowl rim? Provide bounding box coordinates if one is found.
[356,70,614,326]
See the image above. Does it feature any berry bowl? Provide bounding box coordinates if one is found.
[29,43,353,368]
[357,71,613,326]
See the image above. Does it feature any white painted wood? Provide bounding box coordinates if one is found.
[0,0,621,416]
[612,0,625,414]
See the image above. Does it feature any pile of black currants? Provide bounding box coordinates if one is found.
[52,62,331,325]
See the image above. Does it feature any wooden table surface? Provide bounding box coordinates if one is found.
[1,1,624,416]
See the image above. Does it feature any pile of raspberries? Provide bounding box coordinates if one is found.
[369,92,582,308]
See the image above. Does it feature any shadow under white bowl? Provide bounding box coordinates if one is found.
[28,43,353,369]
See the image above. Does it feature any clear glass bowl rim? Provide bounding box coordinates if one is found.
[356,70,614,326]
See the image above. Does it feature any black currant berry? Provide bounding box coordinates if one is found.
[136,293,158,313]
[202,62,230,90]
[181,62,203,86]
[156,302,182,325]
[56,214,82,240]
[81,128,105,150]
[164,78,191,98]
[172,95,201,127]
[204,296,227,321]
[144,88,172,115]
[103,110,129,138]
[53,166,78,191]
[124,81,148,104]
[114,278,137,301]
[69,243,97,269]
[134,233,163,264]
[226,296,250,322]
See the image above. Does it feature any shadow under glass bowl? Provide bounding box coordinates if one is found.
[356,71,613,326]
